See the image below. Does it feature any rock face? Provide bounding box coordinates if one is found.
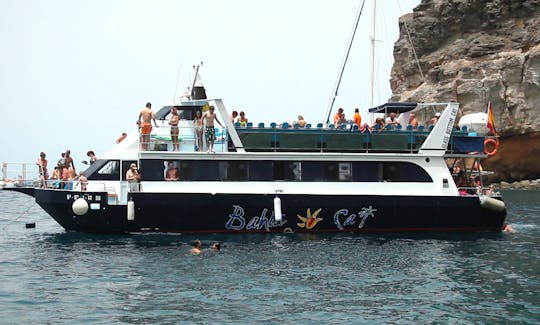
[390,0,540,182]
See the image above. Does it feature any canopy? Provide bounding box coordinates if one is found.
[368,102,417,113]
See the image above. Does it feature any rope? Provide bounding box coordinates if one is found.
[0,200,37,232]
[397,1,425,83]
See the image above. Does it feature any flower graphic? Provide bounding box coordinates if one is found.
[297,208,323,229]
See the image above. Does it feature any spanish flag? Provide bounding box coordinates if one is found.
[486,102,497,135]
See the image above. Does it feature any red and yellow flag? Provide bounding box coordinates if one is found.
[486,102,497,135]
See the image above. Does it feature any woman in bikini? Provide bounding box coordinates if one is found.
[169,107,180,151]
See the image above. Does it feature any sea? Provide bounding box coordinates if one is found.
[0,190,538,325]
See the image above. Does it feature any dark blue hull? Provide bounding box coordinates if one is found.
[33,189,507,234]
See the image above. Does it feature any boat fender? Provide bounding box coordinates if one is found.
[273,196,282,222]
[72,198,89,216]
[484,138,499,157]
[25,222,36,229]
[127,200,135,221]
[479,195,506,213]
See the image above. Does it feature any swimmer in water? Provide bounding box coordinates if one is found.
[190,239,202,255]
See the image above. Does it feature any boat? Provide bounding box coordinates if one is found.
[2,84,507,233]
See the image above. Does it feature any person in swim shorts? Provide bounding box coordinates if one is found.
[138,102,158,150]
[201,105,223,153]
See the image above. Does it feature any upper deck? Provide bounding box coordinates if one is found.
[101,100,489,160]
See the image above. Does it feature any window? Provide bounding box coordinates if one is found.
[249,161,273,181]
[139,160,164,181]
[121,161,137,181]
[382,162,432,182]
[86,159,120,181]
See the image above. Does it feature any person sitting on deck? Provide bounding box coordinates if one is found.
[371,117,386,133]
[408,113,419,129]
[353,108,362,129]
[333,108,346,126]
[293,115,307,128]
[165,161,179,181]
[237,111,248,127]
[385,112,400,127]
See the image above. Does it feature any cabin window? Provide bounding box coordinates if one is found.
[139,160,165,181]
[179,161,194,181]
[193,161,220,181]
[381,162,432,182]
[301,162,325,181]
[337,163,352,181]
[352,162,378,182]
[222,161,248,181]
[85,159,120,181]
[121,160,137,181]
[249,161,273,181]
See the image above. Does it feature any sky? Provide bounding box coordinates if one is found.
[0,0,420,171]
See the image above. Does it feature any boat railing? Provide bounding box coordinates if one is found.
[457,185,501,197]
[138,123,228,153]
[230,124,485,154]
[1,162,40,188]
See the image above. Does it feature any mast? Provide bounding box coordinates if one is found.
[323,0,366,125]
[369,0,377,108]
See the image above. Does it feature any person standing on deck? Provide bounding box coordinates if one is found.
[169,107,180,151]
[36,152,48,187]
[65,149,76,175]
[194,110,204,152]
[137,102,158,150]
[201,105,223,153]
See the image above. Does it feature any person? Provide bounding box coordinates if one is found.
[408,113,419,128]
[201,105,223,153]
[116,132,127,144]
[138,102,158,150]
[126,163,141,192]
[237,111,248,127]
[51,166,61,189]
[169,107,180,151]
[385,112,399,127]
[231,110,238,123]
[333,108,346,126]
[194,110,204,152]
[65,149,76,175]
[430,112,441,125]
[353,108,362,129]
[371,117,386,132]
[86,150,98,165]
[190,240,202,255]
[36,152,49,187]
[77,172,88,191]
[293,115,307,128]
[165,161,179,181]
[211,242,221,251]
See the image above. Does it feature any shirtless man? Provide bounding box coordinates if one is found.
[408,113,419,128]
[65,149,75,175]
[165,161,179,181]
[126,163,141,192]
[138,102,158,150]
[201,105,223,153]
[190,239,202,255]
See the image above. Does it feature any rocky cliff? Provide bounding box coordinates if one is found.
[390,0,540,182]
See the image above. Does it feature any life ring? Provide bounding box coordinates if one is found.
[484,138,499,156]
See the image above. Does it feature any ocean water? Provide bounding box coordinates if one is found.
[0,190,538,324]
